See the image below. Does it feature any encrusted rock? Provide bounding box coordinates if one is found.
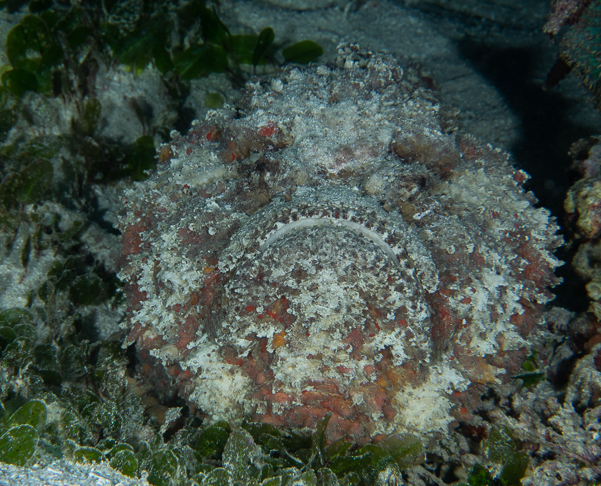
[118,44,562,442]
[565,137,601,319]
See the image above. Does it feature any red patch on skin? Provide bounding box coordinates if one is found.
[260,414,286,427]
[513,170,527,183]
[469,249,486,267]
[259,337,268,354]
[128,284,147,306]
[189,292,200,306]
[122,223,147,255]
[367,305,382,318]
[461,297,472,304]
[176,315,199,352]
[265,297,289,320]
[127,321,146,346]
[320,397,353,418]
[364,365,376,375]
[522,261,552,288]
[382,403,397,420]
[202,269,221,306]
[258,123,277,137]
[272,392,292,403]
[344,328,365,359]
[178,227,205,246]
[509,301,541,337]
[178,369,192,381]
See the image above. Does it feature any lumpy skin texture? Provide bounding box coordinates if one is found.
[119,45,561,443]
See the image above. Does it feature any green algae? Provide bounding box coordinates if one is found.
[0,424,38,466]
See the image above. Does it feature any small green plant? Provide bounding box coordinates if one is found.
[0,304,422,483]
[0,360,425,486]
[0,0,323,99]
[513,350,545,388]
[458,425,530,486]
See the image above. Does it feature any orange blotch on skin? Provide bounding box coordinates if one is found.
[159,145,173,163]
[375,375,390,389]
[273,331,286,348]
[272,392,292,403]
[382,404,397,420]
[320,397,353,418]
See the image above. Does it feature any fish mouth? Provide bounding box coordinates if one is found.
[258,216,400,267]
[212,186,435,362]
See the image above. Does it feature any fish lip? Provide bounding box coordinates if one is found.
[259,215,400,267]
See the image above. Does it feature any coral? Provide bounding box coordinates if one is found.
[505,342,601,485]
[544,0,601,108]
[565,137,601,319]
[118,43,562,444]
[544,0,592,37]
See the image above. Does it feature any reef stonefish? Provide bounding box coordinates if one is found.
[119,44,561,442]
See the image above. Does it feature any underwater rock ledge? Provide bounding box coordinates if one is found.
[118,43,562,444]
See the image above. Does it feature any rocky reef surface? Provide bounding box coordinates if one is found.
[119,44,562,444]
[1,0,601,484]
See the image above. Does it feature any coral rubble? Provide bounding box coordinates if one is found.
[118,44,562,443]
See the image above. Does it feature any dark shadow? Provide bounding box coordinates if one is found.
[457,38,595,311]
[174,106,197,135]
